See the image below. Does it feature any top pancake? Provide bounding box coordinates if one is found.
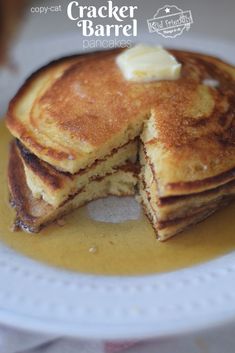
[6,48,235,196]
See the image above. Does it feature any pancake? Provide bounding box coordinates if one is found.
[138,144,235,240]
[139,184,227,240]
[6,49,235,179]
[8,141,138,233]
[6,47,235,239]
[17,139,138,207]
[139,174,235,240]
[139,143,235,220]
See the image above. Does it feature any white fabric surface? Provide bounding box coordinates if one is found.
[1,320,235,353]
[0,326,104,353]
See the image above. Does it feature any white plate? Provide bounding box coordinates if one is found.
[1,34,235,340]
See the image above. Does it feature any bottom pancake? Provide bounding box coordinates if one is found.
[138,182,232,240]
[138,141,235,240]
[8,141,138,233]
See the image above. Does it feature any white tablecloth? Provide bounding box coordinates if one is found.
[2,320,235,353]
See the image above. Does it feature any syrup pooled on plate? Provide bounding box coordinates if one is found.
[1,120,235,275]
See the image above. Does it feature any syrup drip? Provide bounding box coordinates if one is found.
[1,120,235,275]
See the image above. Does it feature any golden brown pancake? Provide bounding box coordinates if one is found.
[138,165,235,240]
[17,138,138,207]
[6,48,235,239]
[8,141,138,233]
[7,49,235,180]
[138,134,235,240]
[139,183,228,240]
[140,141,235,213]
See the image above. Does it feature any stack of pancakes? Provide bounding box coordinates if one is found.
[6,48,235,240]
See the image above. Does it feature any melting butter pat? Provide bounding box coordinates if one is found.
[116,44,181,82]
